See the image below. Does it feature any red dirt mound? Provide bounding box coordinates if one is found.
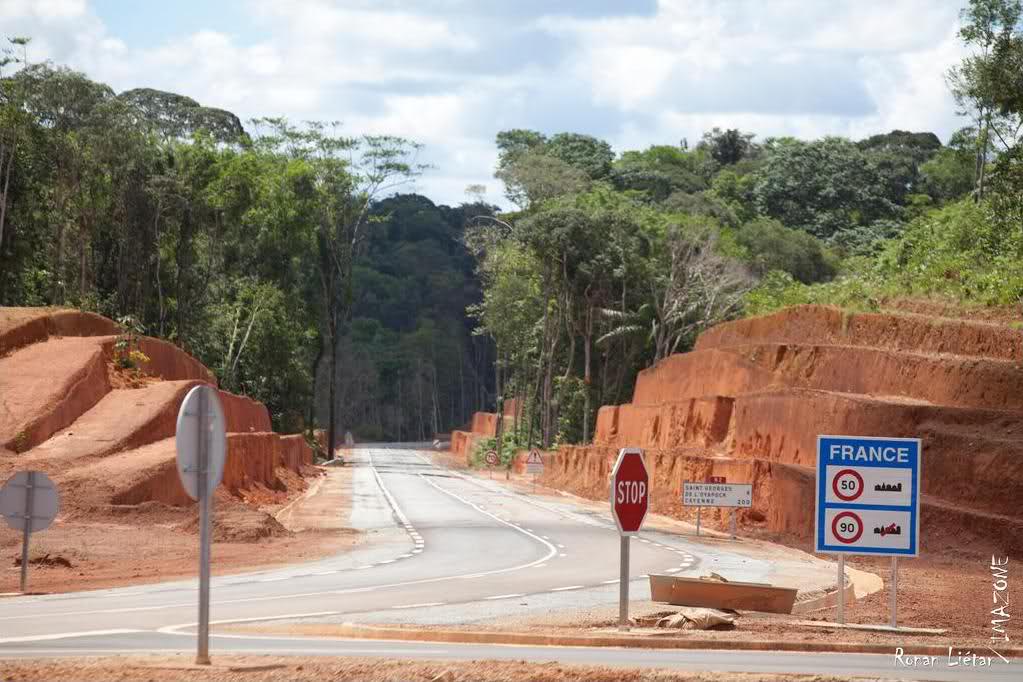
[0,305,314,536]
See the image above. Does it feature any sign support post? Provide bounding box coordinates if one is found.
[19,471,35,593]
[729,509,736,539]
[836,554,845,624]
[619,536,630,631]
[695,507,701,536]
[195,387,211,666]
[890,557,898,628]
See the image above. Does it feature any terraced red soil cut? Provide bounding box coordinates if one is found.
[0,307,330,593]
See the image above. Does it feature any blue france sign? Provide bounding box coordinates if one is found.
[815,435,921,557]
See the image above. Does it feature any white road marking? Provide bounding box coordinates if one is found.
[550,585,583,592]
[158,611,341,635]
[391,602,444,609]
[602,579,619,584]
[355,565,374,570]
[0,629,144,643]
[558,553,567,557]
[312,570,338,576]
[258,576,290,582]
[665,568,681,573]
[485,593,524,600]
[557,544,565,548]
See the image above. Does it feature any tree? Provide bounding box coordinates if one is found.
[544,132,614,179]
[495,150,588,209]
[736,217,835,283]
[947,0,1023,200]
[698,127,757,166]
[752,137,896,238]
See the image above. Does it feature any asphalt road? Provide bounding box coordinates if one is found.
[1,446,1018,681]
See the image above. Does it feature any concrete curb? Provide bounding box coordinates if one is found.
[226,622,1023,658]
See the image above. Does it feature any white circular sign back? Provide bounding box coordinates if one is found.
[175,384,227,501]
[0,470,60,533]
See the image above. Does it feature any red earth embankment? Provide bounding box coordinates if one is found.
[541,305,1023,556]
[0,307,320,590]
[449,399,523,461]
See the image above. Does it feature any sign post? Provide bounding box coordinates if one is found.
[815,435,921,628]
[610,447,649,632]
[0,470,59,593]
[176,385,227,666]
[682,481,752,539]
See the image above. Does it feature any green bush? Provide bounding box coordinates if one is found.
[470,432,522,468]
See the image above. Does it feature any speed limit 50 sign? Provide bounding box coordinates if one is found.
[815,435,921,556]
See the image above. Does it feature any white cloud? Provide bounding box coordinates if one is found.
[0,0,972,206]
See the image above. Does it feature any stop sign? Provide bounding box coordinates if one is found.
[610,448,649,535]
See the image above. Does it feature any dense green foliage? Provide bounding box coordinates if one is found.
[0,56,490,442]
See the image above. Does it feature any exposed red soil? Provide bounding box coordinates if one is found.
[0,307,325,593]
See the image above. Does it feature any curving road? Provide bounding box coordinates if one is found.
[1,446,1019,681]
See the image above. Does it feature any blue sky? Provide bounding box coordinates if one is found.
[2,0,967,207]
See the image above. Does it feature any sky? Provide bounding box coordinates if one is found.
[1,0,969,207]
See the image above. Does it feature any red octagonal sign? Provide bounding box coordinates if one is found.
[610,447,649,535]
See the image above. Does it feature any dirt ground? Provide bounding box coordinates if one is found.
[0,467,358,594]
[0,655,894,682]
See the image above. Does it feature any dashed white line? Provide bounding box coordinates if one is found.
[550,585,583,592]
[602,579,619,584]
[665,568,681,573]
[485,593,525,600]
[391,602,444,609]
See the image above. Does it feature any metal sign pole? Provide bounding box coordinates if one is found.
[696,506,701,536]
[837,554,845,625]
[730,509,736,539]
[196,389,212,666]
[19,471,35,593]
[890,556,898,628]
[619,535,630,631]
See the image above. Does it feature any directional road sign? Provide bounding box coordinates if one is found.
[682,482,752,508]
[815,435,921,556]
